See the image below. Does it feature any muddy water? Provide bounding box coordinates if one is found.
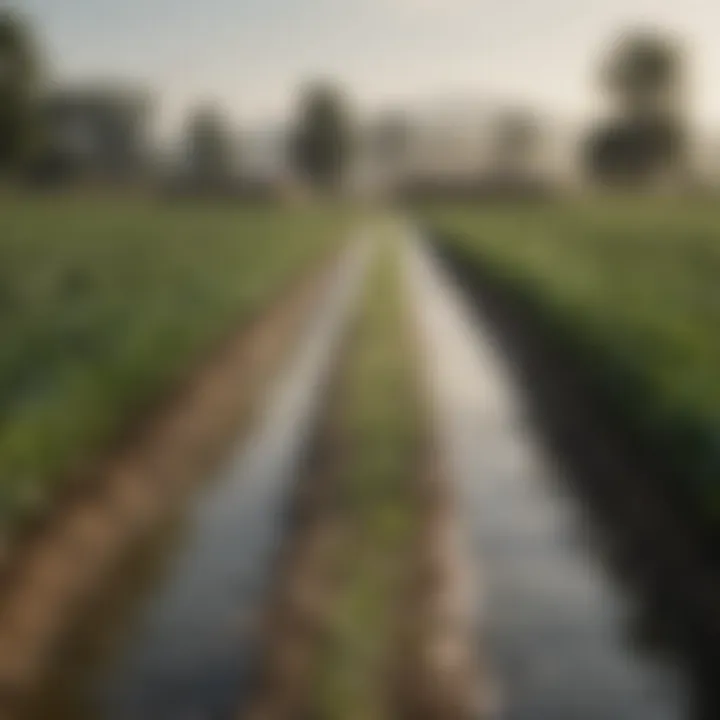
[24,240,370,720]
[406,235,694,720]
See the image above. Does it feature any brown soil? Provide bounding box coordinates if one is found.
[393,449,496,720]
[0,251,338,715]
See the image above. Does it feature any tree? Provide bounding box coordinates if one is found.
[184,104,235,184]
[585,117,682,185]
[291,83,352,191]
[0,11,41,173]
[587,30,687,185]
[603,31,684,118]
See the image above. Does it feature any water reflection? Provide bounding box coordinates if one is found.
[17,240,369,720]
[408,234,715,720]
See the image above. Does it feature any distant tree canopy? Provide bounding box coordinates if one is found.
[588,29,687,186]
[0,11,41,172]
[603,31,684,117]
[291,83,352,191]
[585,116,684,185]
[185,105,235,182]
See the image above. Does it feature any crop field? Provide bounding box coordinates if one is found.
[0,197,346,540]
[428,199,720,531]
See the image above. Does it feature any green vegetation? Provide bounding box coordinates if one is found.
[0,10,41,173]
[312,231,418,719]
[0,197,344,538]
[587,30,687,185]
[291,82,353,192]
[430,199,720,528]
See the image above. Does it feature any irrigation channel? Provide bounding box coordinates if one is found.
[11,239,371,720]
[4,225,716,719]
[406,231,711,720]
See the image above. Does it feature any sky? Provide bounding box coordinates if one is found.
[14,0,720,138]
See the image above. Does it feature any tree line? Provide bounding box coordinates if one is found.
[0,9,696,192]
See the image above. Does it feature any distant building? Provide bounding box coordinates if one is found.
[37,85,153,184]
[359,98,566,199]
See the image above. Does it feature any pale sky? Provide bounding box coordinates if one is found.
[14,0,720,137]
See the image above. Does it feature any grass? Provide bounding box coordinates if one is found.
[311,227,419,720]
[0,196,346,538]
[427,198,720,530]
